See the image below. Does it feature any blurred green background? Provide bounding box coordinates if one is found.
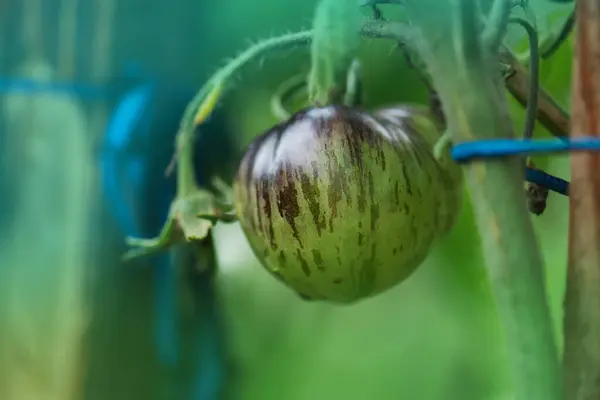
[0,0,574,399]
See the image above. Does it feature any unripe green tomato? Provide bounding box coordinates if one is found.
[234,105,463,303]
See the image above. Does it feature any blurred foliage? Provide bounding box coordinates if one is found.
[0,59,91,400]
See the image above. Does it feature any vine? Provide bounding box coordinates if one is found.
[400,1,562,399]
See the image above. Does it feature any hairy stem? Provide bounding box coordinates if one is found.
[176,126,201,198]
[509,17,539,140]
[563,0,600,398]
[403,1,561,399]
[170,19,403,174]
[167,31,312,177]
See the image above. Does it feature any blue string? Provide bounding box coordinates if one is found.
[450,137,600,196]
[0,78,109,99]
[451,137,594,161]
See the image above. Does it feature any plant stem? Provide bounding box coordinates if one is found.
[501,50,570,137]
[482,0,513,51]
[176,126,201,198]
[509,17,539,140]
[563,0,600,398]
[308,0,361,104]
[402,1,561,399]
[182,31,311,135]
[541,8,575,60]
[167,31,312,177]
[362,19,570,137]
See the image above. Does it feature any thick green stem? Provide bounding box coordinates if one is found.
[308,0,361,105]
[482,0,513,51]
[403,1,561,399]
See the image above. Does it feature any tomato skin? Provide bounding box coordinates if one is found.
[234,105,462,303]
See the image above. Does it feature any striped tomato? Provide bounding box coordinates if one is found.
[234,105,462,303]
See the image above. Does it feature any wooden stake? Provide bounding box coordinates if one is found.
[563,0,600,398]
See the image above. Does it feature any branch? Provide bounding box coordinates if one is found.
[508,17,540,140]
[501,50,570,137]
[563,0,600,398]
[364,19,570,137]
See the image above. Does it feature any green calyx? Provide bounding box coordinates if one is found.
[122,176,235,263]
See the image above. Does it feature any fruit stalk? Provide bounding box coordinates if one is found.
[167,31,312,176]
[308,0,361,105]
[402,1,562,399]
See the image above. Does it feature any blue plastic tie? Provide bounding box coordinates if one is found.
[450,137,600,196]
[525,168,569,196]
[451,137,593,162]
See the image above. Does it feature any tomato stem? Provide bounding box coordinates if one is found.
[166,30,313,177]
[307,0,361,105]
[363,18,570,137]
[481,0,513,51]
[403,1,562,399]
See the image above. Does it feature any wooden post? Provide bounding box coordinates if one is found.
[563,0,600,398]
